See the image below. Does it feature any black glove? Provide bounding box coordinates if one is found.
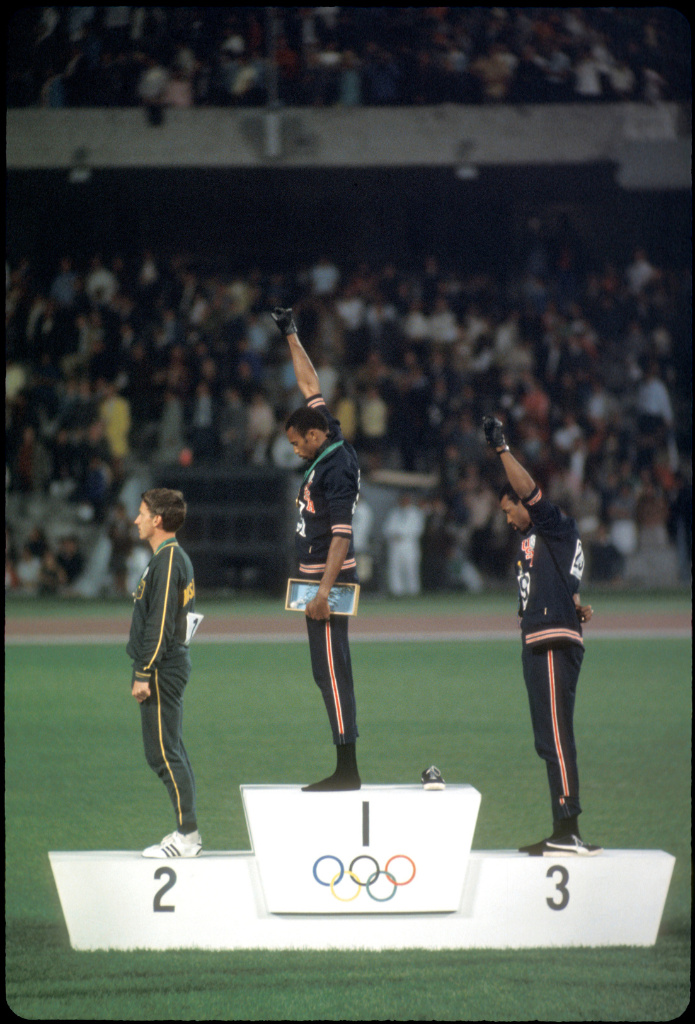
[271,307,298,336]
[483,416,508,452]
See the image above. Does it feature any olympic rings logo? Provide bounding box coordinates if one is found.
[312,854,416,902]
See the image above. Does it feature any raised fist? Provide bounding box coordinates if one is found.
[483,416,507,451]
[271,307,298,336]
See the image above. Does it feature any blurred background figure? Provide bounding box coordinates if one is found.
[382,492,426,597]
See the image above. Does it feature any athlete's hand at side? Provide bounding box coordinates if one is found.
[132,679,151,703]
[576,604,593,624]
[305,592,331,621]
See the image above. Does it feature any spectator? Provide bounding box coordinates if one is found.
[402,300,431,346]
[137,53,170,124]
[246,389,276,464]
[357,384,389,463]
[634,358,676,470]
[12,425,51,495]
[315,354,339,408]
[219,386,248,464]
[605,471,638,566]
[352,492,375,586]
[338,50,362,105]
[24,526,49,561]
[155,389,186,466]
[668,467,692,584]
[382,492,426,596]
[107,502,135,596]
[571,45,605,101]
[333,382,359,444]
[188,380,219,463]
[98,378,132,473]
[589,523,625,583]
[16,544,42,595]
[48,428,82,499]
[85,255,120,308]
[79,453,113,523]
[362,44,401,105]
[428,295,460,345]
[310,255,341,298]
[38,547,67,596]
[626,248,660,298]
[470,42,517,102]
[420,497,453,591]
[55,535,85,587]
[49,256,79,309]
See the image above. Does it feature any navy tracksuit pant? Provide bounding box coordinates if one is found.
[522,642,583,824]
[306,614,358,746]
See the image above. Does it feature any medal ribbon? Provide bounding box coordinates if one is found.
[302,440,344,483]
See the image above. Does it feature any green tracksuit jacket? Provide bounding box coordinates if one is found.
[127,538,195,686]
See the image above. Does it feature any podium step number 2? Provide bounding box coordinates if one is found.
[49,784,675,951]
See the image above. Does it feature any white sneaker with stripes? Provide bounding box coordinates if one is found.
[142,829,202,859]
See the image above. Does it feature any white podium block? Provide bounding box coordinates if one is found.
[241,784,481,913]
[48,784,676,951]
[48,851,263,952]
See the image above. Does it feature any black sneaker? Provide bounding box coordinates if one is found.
[519,834,603,856]
[544,834,603,856]
[421,766,445,790]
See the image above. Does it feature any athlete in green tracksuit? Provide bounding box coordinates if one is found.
[127,487,202,858]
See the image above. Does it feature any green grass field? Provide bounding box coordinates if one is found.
[5,593,692,1021]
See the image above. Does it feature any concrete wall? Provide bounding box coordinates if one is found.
[7,103,690,188]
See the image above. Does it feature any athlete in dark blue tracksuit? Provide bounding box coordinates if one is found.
[272,306,361,792]
[484,416,602,856]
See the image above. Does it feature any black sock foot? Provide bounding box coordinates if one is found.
[302,771,361,792]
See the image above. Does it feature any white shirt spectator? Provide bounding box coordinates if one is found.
[382,496,426,596]
[573,49,604,98]
[428,298,459,344]
[335,293,365,332]
[636,373,674,426]
[85,259,119,306]
[310,258,341,296]
[402,302,431,344]
[626,250,658,296]
[366,300,397,339]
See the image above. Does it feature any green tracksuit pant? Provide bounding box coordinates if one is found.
[139,654,197,833]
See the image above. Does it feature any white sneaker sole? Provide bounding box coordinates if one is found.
[142,845,202,859]
[543,845,603,857]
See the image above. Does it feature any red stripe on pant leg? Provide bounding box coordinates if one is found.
[325,621,345,736]
[548,649,569,796]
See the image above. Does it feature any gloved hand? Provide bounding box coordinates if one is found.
[271,307,298,336]
[482,416,508,451]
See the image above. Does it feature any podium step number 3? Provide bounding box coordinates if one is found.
[49,784,675,951]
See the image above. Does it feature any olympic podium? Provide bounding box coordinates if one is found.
[49,784,675,951]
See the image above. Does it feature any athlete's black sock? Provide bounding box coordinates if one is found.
[302,743,361,791]
[336,742,358,775]
[552,815,579,839]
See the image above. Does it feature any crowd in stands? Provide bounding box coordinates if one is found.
[5,222,693,595]
[7,7,691,112]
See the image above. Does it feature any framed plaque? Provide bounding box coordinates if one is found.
[285,579,360,616]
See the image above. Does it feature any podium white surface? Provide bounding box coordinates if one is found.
[49,784,675,951]
[242,784,480,913]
